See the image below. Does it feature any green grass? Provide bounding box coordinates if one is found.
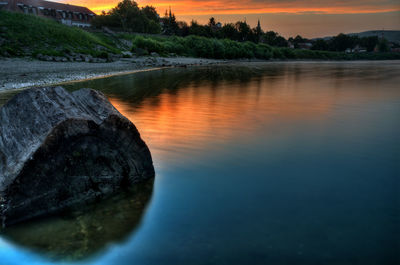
[1,11,399,61]
[0,11,120,57]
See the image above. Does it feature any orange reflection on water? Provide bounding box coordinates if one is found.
[108,76,337,166]
[105,62,400,168]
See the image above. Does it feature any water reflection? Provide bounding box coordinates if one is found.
[0,180,153,261]
[0,61,399,265]
[64,61,399,169]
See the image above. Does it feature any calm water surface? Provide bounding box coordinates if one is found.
[0,61,399,265]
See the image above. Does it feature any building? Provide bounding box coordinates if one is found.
[0,0,96,27]
[345,45,367,53]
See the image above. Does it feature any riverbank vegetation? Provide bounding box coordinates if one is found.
[125,34,400,60]
[0,11,119,58]
[93,0,398,53]
[1,8,399,61]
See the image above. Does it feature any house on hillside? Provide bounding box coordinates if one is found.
[345,45,367,53]
[0,0,95,27]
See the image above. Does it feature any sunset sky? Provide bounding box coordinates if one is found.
[59,0,400,37]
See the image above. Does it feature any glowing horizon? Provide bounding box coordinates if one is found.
[58,0,400,15]
[57,0,400,37]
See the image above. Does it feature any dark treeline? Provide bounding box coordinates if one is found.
[290,34,390,52]
[92,0,161,33]
[93,0,393,52]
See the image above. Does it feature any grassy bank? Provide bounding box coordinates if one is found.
[1,11,400,61]
[0,11,119,58]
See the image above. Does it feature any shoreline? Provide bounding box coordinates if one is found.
[1,57,399,93]
[0,57,226,92]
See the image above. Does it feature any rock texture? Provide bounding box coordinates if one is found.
[0,86,155,226]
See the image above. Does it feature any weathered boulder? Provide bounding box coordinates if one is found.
[0,86,155,227]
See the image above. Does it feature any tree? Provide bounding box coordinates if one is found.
[112,0,140,31]
[288,35,308,48]
[161,7,179,35]
[208,17,216,27]
[235,21,251,41]
[329,33,355,51]
[92,0,161,33]
[221,23,238,40]
[253,20,263,43]
[378,38,390,52]
[360,36,379,52]
[311,39,328,50]
[189,20,209,37]
[141,6,159,22]
[263,31,287,47]
[177,21,190,36]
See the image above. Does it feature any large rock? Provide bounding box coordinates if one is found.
[0,87,155,227]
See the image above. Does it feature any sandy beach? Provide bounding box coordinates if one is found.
[0,57,226,92]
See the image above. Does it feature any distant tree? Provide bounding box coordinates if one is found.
[264,31,277,44]
[91,0,161,33]
[329,33,355,51]
[161,7,179,35]
[264,31,288,47]
[378,38,390,52]
[311,39,329,50]
[274,35,288,47]
[253,19,263,43]
[141,6,159,22]
[288,35,308,48]
[177,21,190,36]
[221,23,238,40]
[235,21,251,41]
[189,20,210,37]
[360,36,379,52]
[208,17,216,27]
[112,0,140,31]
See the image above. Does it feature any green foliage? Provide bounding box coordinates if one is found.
[272,48,285,59]
[1,11,399,61]
[124,33,400,60]
[0,11,119,56]
[132,36,163,53]
[255,44,272,59]
[280,48,296,59]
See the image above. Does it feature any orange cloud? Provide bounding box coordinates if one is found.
[57,0,400,15]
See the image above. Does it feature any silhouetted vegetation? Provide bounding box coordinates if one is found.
[92,0,161,33]
[91,0,398,55]
[122,34,400,60]
[1,8,399,61]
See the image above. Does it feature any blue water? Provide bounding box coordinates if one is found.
[0,61,399,265]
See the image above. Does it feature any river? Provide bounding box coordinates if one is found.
[0,61,399,265]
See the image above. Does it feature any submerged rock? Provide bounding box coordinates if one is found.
[0,86,155,227]
[2,179,153,261]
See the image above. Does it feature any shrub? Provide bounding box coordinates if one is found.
[281,48,296,59]
[272,48,285,59]
[132,36,163,53]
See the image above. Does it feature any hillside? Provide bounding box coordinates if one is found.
[315,30,400,44]
[1,11,399,61]
[348,31,400,44]
[0,11,120,58]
